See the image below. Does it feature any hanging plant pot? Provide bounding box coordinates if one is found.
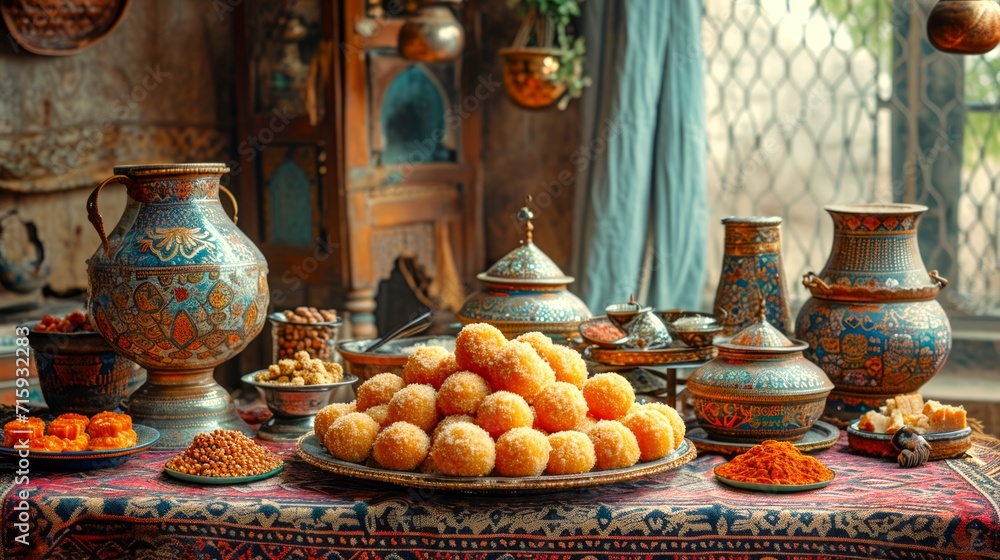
[927,0,1000,54]
[499,47,567,110]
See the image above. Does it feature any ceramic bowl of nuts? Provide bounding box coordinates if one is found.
[243,351,358,442]
[269,307,342,362]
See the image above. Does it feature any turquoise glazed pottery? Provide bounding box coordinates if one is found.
[687,311,833,443]
[26,325,142,416]
[714,217,792,336]
[458,197,590,338]
[794,204,951,424]
[86,163,269,448]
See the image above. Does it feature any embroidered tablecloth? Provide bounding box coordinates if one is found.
[2,433,999,559]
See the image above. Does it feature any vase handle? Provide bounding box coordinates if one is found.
[87,175,131,257]
[929,270,948,289]
[802,271,831,293]
[219,185,239,225]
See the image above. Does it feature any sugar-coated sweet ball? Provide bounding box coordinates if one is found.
[495,427,551,477]
[429,422,496,476]
[575,415,599,433]
[490,340,556,403]
[437,371,491,416]
[402,346,458,389]
[587,420,641,470]
[546,431,596,475]
[372,421,432,471]
[386,384,439,433]
[622,409,675,461]
[314,402,357,439]
[475,391,533,439]
[324,412,380,463]
[516,332,588,388]
[432,414,476,441]
[455,323,508,377]
[533,381,589,433]
[356,373,405,411]
[583,373,635,420]
[639,402,686,447]
[363,403,390,427]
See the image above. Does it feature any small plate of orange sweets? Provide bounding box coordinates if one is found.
[296,323,697,491]
[0,411,159,471]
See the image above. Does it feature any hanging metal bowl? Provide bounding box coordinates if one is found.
[2,0,132,56]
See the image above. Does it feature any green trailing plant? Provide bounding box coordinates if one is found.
[510,0,591,109]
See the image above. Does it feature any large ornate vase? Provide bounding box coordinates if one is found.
[714,217,792,336]
[86,164,269,448]
[794,204,951,424]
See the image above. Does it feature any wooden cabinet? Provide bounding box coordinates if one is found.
[233,0,482,345]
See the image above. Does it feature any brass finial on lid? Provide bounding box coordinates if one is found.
[517,195,534,244]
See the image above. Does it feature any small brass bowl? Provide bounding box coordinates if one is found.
[499,47,567,110]
[670,325,723,348]
[338,335,456,382]
[242,372,358,442]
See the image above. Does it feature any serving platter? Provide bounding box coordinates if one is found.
[296,432,697,492]
[0,425,159,471]
[685,419,840,455]
[587,344,718,367]
[164,464,285,485]
[845,421,972,460]
[714,466,834,493]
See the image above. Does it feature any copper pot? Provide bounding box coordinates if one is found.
[927,0,1000,54]
[398,2,465,62]
[499,48,567,110]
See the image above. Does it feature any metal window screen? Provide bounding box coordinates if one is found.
[701,0,1000,321]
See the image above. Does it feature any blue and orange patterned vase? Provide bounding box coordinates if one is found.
[86,163,269,448]
[713,217,792,336]
[794,204,951,424]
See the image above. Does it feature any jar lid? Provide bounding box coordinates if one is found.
[476,196,574,286]
[719,305,806,354]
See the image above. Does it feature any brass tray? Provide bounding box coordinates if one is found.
[685,419,840,455]
[587,344,717,367]
[296,432,697,492]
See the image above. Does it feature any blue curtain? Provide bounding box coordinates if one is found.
[571,0,708,313]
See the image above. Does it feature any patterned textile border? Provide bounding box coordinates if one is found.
[1,434,999,559]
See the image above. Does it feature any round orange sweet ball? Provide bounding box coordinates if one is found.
[622,408,676,461]
[429,422,496,476]
[437,371,491,416]
[402,346,458,389]
[490,340,556,403]
[386,384,439,433]
[475,390,533,439]
[495,427,551,477]
[356,373,405,411]
[454,323,508,377]
[638,402,686,447]
[432,414,476,441]
[325,412,380,463]
[532,381,589,433]
[516,332,588,388]
[363,404,390,427]
[587,420,640,470]
[372,421,432,471]
[314,402,356,440]
[546,430,596,475]
[582,373,635,420]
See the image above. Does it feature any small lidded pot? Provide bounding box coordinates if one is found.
[687,308,833,443]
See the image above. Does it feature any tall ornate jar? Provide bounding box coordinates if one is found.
[794,204,951,424]
[86,164,269,448]
[714,217,792,336]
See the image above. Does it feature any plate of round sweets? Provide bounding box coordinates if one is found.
[163,429,284,485]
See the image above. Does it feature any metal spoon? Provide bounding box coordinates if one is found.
[365,310,433,353]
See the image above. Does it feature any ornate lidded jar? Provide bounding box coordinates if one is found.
[714,217,792,336]
[458,197,591,339]
[687,307,833,442]
[86,163,269,448]
[795,203,951,424]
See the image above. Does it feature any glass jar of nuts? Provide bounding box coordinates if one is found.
[269,307,341,362]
